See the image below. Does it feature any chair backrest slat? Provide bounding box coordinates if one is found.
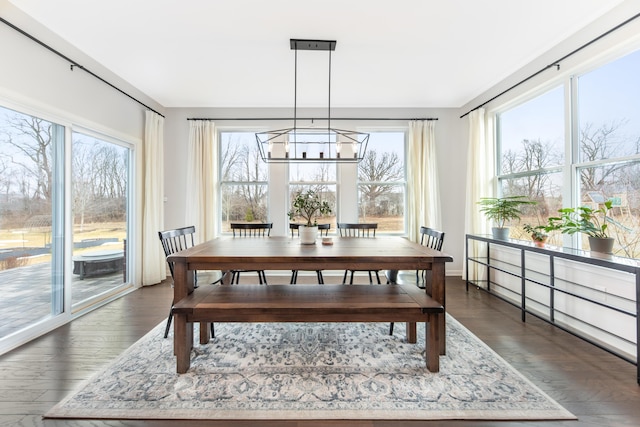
[230,222,273,237]
[337,223,377,238]
[419,226,445,251]
[290,223,330,237]
[158,225,196,279]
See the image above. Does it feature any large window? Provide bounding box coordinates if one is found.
[497,47,640,256]
[0,105,133,349]
[71,131,130,307]
[575,49,640,256]
[289,132,337,230]
[497,86,565,243]
[219,129,407,235]
[358,131,406,233]
[0,106,64,338]
[220,132,269,230]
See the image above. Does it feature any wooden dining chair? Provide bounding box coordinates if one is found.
[337,223,381,284]
[289,223,331,284]
[386,226,445,287]
[387,226,445,335]
[229,222,273,284]
[158,225,216,339]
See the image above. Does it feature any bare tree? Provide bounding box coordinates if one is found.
[1,115,55,201]
[580,121,629,191]
[358,150,403,217]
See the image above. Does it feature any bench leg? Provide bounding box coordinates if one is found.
[426,316,440,373]
[175,314,193,374]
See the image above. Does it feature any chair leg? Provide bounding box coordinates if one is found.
[375,271,381,284]
[317,270,324,284]
[290,270,298,284]
[368,271,373,284]
[342,270,348,284]
[211,323,215,338]
[350,271,355,284]
[163,303,173,339]
[389,322,394,335]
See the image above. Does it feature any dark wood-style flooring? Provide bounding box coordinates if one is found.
[0,275,638,427]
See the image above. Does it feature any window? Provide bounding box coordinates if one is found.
[220,131,269,230]
[357,131,406,233]
[0,106,64,338]
[496,47,640,256]
[575,48,640,255]
[497,86,565,242]
[289,132,337,229]
[71,131,130,307]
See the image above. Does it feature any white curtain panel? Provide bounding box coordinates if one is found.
[141,111,166,286]
[463,108,494,279]
[407,120,442,243]
[185,120,218,244]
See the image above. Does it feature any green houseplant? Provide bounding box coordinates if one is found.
[288,189,332,244]
[523,223,548,247]
[478,196,536,240]
[546,200,614,253]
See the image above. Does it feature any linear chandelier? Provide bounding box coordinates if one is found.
[256,39,369,163]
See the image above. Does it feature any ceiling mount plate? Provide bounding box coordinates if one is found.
[290,39,336,51]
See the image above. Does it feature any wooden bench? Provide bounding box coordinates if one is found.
[172,284,444,373]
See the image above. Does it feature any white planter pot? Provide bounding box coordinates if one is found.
[491,227,510,240]
[588,236,614,254]
[299,225,318,245]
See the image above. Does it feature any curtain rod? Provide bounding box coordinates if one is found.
[187,117,438,121]
[0,16,165,118]
[460,10,640,119]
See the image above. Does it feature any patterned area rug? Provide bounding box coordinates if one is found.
[46,316,575,421]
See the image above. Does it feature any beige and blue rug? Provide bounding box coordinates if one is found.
[46,315,575,421]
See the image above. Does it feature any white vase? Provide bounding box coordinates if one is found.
[299,225,318,245]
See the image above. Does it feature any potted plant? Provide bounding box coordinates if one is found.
[478,196,536,240]
[523,224,548,247]
[288,189,332,244]
[546,200,614,253]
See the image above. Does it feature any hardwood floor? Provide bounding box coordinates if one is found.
[0,275,638,426]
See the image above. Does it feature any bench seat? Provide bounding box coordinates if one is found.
[173,284,444,372]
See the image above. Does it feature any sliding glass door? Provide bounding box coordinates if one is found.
[71,131,130,308]
[0,106,64,338]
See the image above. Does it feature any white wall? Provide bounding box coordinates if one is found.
[163,107,467,275]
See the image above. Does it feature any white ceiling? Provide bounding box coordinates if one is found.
[6,0,626,109]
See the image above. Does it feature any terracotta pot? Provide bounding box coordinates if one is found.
[533,238,547,248]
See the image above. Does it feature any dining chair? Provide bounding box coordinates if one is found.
[158,225,216,339]
[387,226,445,335]
[289,223,331,284]
[229,222,273,284]
[337,223,381,284]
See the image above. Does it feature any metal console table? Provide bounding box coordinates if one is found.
[465,233,639,384]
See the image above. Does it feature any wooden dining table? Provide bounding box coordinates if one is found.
[168,236,453,373]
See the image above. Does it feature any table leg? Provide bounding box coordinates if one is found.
[430,262,446,355]
[173,262,195,373]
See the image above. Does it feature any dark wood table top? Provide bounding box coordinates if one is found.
[168,235,453,271]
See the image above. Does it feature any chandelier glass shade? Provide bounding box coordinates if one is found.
[256,39,369,163]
